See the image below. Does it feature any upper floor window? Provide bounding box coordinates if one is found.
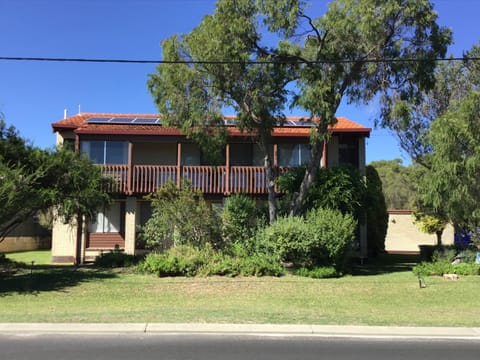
[278,143,311,167]
[80,141,128,165]
[338,135,359,167]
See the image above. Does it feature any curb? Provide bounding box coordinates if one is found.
[1,323,480,339]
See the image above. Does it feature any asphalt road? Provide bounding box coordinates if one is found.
[1,334,479,360]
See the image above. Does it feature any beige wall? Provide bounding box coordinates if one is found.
[132,143,177,165]
[51,218,78,263]
[327,135,339,167]
[385,211,454,253]
[0,219,51,253]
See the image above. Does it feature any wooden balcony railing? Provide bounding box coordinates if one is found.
[100,164,286,195]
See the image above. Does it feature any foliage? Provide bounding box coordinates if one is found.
[221,194,262,244]
[412,208,448,246]
[418,91,480,231]
[138,245,212,277]
[140,181,222,250]
[258,208,357,270]
[295,266,340,279]
[138,244,283,278]
[305,207,357,270]
[278,166,366,217]
[94,246,141,268]
[413,261,480,277]
[149,0,451,219]
[365,165,388,256]
[0,120,111,241]
[369,159,416,210]
[257,215,309,265]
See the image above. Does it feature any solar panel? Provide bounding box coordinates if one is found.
[133,118,161,124]
[109,117,136,123]
[86,117,112,123]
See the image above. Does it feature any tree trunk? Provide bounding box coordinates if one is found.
[289,123,327,216]
[435,229,443,247]
[258,128,276,224]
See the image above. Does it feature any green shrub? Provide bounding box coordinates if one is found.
[138,244,284,278]
[140,181,222,250]
[413,261,480,276]
[305,207,357,270]
[138,245,213,277]
[221,194,259,244]
[258,215,310,265]
[296,266,340,279]
[94,247,140,268]
[257,208,357,271]
[365,165,388,256]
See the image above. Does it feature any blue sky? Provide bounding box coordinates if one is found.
[0,0,478,164]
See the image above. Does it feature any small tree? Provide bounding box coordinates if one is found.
[0,119,111,242]
[141,181,222,250]
[221,194,261,245]
[413,208,448,247]
[365,165,388,256]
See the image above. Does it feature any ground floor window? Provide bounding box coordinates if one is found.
[88,201,123,233]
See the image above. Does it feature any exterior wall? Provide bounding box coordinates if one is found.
[327,136,339,167]
[124,196,136,254]
[0,219,51,252]
[132,143,177,165]
[51,217,78,263]
[385,211,455,253]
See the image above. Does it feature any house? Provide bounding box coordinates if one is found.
[50,113,371,264]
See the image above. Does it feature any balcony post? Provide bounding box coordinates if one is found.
[225,144,230,194]
[127,142,133,194]
[273,143,278,192]
[177,142,182,188]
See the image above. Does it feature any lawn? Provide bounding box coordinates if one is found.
[1,252,479,326]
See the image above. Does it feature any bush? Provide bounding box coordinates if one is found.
[138,245,213,277]
[257,215,310,265]
[140,181,223,250]
[257,208,357,271]
[221,194,261,244]
[94,247,140,268]
[138,244,284,278]
[413,261,480,276]
[296,266,340,279]
[365,165,388,256]
[305,208,357,270]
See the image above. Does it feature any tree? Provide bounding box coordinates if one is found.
[365,165,388,255]
[412,207,447,246]
[140,181,222,250]
[148,0,451,220]
[0,119,111,242]
[418,91,480,232]
[369,159,416,210]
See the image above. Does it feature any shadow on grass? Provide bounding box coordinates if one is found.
[350,253,420,276]
[0,265,118,296]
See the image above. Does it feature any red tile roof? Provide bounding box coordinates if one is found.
[52,113,371,137]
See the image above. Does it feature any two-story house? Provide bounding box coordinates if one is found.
[51,113,371,264]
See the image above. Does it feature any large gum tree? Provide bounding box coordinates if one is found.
[148,0,451,222]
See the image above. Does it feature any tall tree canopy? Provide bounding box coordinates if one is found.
[369,159,416,210]
[149,0,451,221]
[418,90,480,231]
[0,119,111,241]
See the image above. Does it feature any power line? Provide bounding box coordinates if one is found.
[0,56,479,65]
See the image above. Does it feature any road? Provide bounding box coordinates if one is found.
[1,334,479,360]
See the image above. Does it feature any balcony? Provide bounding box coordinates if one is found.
[100,165,288,195]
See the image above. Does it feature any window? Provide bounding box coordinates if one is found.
[80,141,128,165]
[88,202,123,233]
[338,135,359,167]
[278,144,311,167]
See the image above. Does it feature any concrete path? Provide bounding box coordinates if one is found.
[1,323,479,340]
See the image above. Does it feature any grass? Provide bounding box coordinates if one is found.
[1,252,479,326]
[4,250,52,265]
